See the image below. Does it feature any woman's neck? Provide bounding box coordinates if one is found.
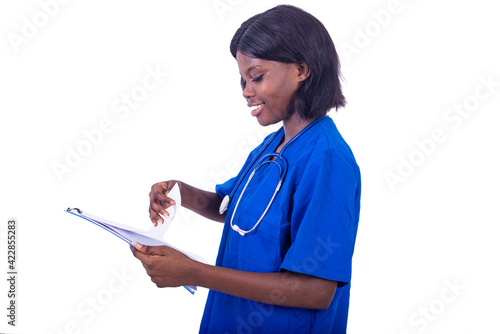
[282,112,314,144]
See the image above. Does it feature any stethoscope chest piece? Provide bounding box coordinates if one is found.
[219,195,230,215]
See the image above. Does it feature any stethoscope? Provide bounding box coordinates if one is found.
[219,116,325,236]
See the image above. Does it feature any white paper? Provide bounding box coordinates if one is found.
[65,184,202,294]
[143,183,181,240]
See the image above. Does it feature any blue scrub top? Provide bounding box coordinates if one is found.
[200,116,361,334]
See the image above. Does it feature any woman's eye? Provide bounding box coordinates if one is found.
[240,74,263,90]
[251,74,263,83]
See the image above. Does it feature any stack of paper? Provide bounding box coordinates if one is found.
[65,184,202,294]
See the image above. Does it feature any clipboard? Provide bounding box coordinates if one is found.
[65,185,202,294]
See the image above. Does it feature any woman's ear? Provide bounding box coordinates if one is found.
[297,62,311,82]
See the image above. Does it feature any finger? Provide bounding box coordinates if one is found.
[131,243,154,263]
[150,182,171,199]
[150,200,172,217]
[148,200,169,226]
[153,193,176,208]
[149,188,176,222]
[132,242,166,256]
[130,244,145,260]
[132,241,148,253]
[151,182,176,205]
[149,205,170,226]
[149,208,162,226]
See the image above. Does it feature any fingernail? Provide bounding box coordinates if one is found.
[170,200,175,205]
[132,241,143,248]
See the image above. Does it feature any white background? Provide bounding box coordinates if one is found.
[1,0,499,333]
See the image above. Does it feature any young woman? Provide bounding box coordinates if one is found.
[131,5,361,333]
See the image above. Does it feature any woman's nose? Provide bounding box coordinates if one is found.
[242,83,255,100]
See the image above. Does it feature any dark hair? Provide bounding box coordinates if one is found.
[230,5,346,119]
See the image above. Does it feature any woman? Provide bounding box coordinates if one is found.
[131,5,361,333]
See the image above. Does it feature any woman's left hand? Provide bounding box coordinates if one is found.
[130,243,195,288]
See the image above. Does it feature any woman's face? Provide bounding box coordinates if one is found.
[236,51,307,126]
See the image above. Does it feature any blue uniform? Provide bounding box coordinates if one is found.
[200,116,361,333]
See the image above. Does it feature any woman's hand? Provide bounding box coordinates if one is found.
[149,180,226,224]
[130,242,196,288]
[149,180,178,226]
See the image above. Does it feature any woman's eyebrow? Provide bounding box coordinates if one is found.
[245,65,262,75]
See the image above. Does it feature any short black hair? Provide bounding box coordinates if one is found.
[230,5,346,119]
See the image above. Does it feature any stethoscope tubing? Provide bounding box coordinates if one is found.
[222,116,325,235]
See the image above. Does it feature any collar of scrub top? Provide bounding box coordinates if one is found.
[219,116,326,236]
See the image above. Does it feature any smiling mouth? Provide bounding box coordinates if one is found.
[250,103,265,116]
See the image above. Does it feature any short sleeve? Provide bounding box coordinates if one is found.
[215,176,238,199]
[280,148,361,285]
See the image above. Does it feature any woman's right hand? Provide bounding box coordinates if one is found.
[149,180,179,226]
